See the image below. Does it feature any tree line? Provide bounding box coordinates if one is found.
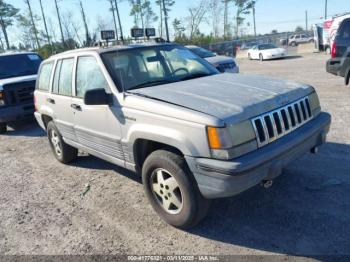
[0,0,256,57]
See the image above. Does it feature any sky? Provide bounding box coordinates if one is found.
[6,0,349,46]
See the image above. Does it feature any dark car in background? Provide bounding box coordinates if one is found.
[326,18,350,85]
[186,45,239,73]
[0,52,42,133]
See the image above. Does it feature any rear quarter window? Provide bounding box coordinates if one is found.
[37,62,54,91]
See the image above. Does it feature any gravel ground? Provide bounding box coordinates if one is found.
[0,53,349,258]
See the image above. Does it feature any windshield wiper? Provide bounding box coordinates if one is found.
[179,72,211,81]
[128,80,173,90]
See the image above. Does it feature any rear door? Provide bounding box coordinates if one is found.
[336,19,350,57]
[336,19,350,76]
[71,55,125,166]
[47,58,76,141]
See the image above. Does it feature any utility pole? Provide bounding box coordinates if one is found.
[253,2,257,37]
[109,0,119,42]
[162,0,170,42]
[54,0,65,47]
[79,0,91,46]
[38,0,52,50]
[113,0,124,42]
[325,0,328,19]
[305,10,308,31]
[24,0,41,49]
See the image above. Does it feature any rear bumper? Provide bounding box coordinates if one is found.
[0,103,35,123]
[186,112,331,199]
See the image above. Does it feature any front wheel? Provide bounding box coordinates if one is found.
[47,121,78,164]
[0,122,7,134]
[259,53,264,62]
[142,150,210,229]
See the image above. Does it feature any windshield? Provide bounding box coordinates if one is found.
[0,54,42,80]
[258,44,278,50]
[189,47,216,58]
[101,45,219,91]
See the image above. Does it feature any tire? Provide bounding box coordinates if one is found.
[291,42,297,47]
[345,70,350,86]
[259,53,264,62]
[142,150,210,229]
[0,122,6,134]
[248,53,252,60]
[47,121,78,164]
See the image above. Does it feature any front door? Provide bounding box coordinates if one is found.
[71,55,125,166]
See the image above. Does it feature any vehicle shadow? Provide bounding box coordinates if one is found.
[72,154,142,184]
[2,120,45,137]
[188,142,350,257]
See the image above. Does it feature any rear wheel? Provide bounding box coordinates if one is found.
[248,53,252,60]
[291,42,297,47]
[142,150,210,229]
[0,122,7,134]
[47,121,78,164]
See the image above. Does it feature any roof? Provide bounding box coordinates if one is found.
[0,51,38,57]
[49,43,176,59]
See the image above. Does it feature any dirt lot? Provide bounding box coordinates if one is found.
[1,53,350,258]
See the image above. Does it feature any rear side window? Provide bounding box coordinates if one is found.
[76,56,109,98]
[52,58,74,96]
[339,20,350,40]
[37,62,53,91]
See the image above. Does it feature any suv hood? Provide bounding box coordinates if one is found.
[132,73,314,124]
[0,75,37,91]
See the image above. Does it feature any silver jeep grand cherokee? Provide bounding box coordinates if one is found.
[34,43,331,228]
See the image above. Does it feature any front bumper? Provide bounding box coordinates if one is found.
[186,112,331,199]
[265,53,287,60]
[0,103,35,123]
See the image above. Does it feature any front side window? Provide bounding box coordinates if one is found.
[258,44,277,50]
[101,45,218,91]
[76,56,109,98]
[190,47,216,58]
[0,54,42,80]
[37,62,54,91]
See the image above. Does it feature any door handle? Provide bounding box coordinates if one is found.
[71,104,82,111]
[47,98,55,104]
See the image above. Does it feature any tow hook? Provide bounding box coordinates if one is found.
[311,146,319,154]
[261,180,273,189]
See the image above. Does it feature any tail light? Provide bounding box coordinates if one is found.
[331,42,337,59]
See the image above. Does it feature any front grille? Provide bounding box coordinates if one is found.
[3,80,35,106]
[251,97,313,147]
[217,62,236,72]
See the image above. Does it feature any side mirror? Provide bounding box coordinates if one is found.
[84,88,111,105]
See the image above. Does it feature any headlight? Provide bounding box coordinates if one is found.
[207,126,233,149]
[309,92,321,116]
[0,91,5,106]
[207,120,258,160]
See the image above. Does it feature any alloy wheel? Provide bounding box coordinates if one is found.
[151,168,183,215]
